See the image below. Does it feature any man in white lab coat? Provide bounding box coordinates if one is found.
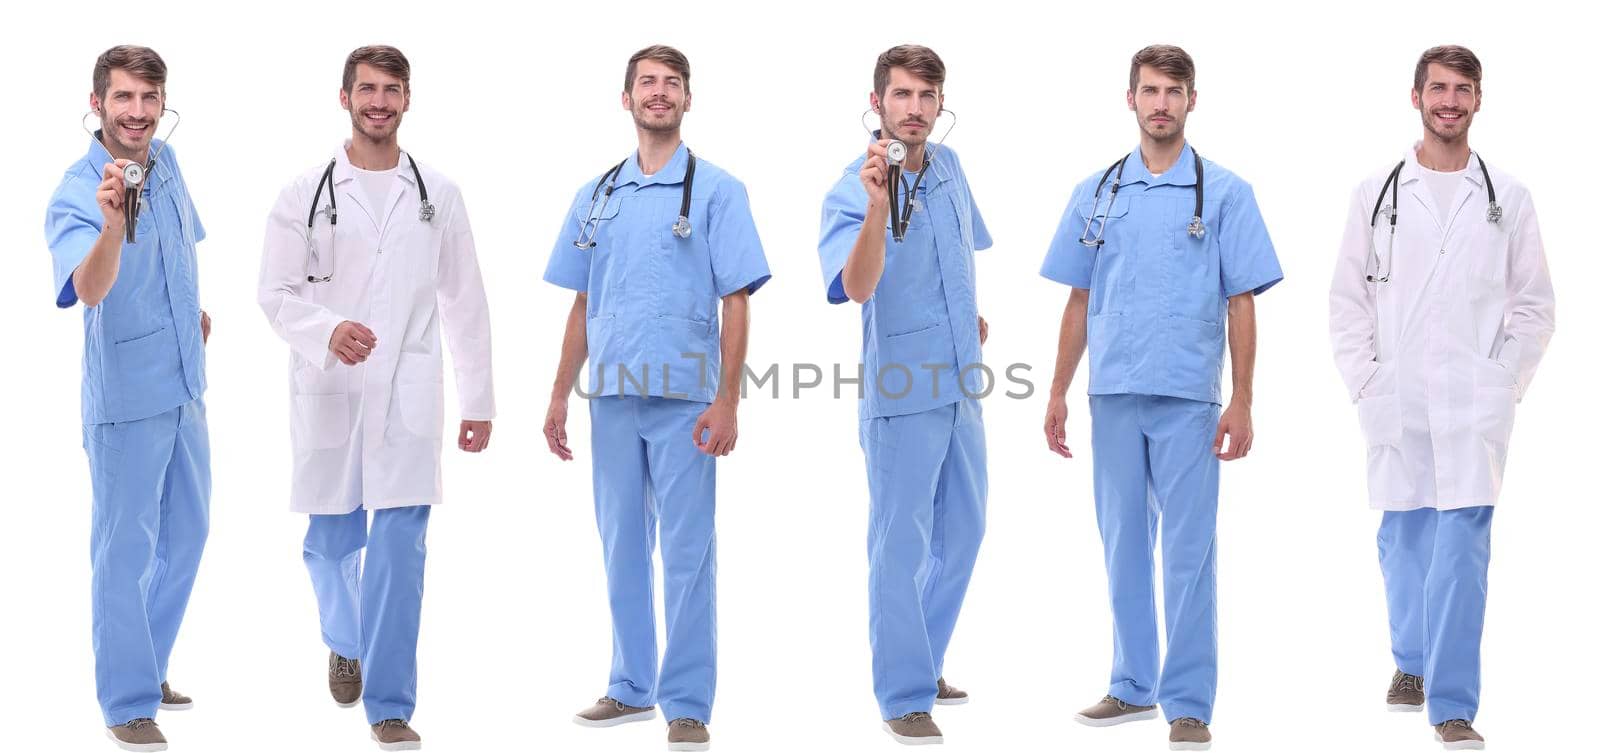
[258,45,495,752]
[1330,45,1554,752]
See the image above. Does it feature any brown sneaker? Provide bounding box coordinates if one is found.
[1074,694,1159,727]
[667,718,710,752]
[330,651,363,708]
[1387,669,1425,712]
[1168,717,1212,751]
[158,682,192,711]
[882,711,943,745]
[1434,719,1485,751]
[572,696,657,727]
[934,677,968,706]
[105,718,167,752]
[370,719,421,751]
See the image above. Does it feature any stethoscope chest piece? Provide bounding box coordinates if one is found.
[419,199,436,223]
[1187,215,1206,239]
[672,215,692,239]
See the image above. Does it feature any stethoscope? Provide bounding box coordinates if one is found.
[572,149,697,250]
[861,109,957,243]
[1365,153,1501,283]
[305,153,434,284]
[82,108,181,244]
[1080,145,1206,247]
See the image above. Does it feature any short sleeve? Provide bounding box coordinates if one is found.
[968,182,993,251]
[543,187,591,292]
[708,179,771,297]
[818,173,868,304]
[1039,181,1094,288]
[45,180,100,308]
[1219,182,1283,297]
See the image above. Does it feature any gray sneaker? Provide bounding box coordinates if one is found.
[330,652,363,708]
[934,677,968,706]
[158,682,192,711]
[1074,695,1159,727]
[370,719,421,751]
[1387,669,1424,711]
[1434,719,1485,751]
[573,696,657,727]
[105,718,167,752]
[1169,717,1212,751]
[667,718,710,752]
[882,711,943,745]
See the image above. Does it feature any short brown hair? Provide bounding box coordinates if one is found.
[624,45,691,94]
[343,45,411,93]
[1413,45,1482,93]
[1128,44,1195,93]
[93,45,167,100]
[874,44,946,98]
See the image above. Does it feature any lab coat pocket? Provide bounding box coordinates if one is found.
[395,352,444,439]
[1356,393,1402,449]
[293,393,349,451]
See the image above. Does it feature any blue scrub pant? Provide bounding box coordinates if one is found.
[304,504,431,724]
[1378,506,1493,724]
[1089,394,1219,723]
[860,399,987,720]
[83,399,210,726]
[589,396,717,723]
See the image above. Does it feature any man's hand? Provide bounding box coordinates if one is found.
[96,159,133,232]
[329,321,377,366]
[200,310,211,345]
[1044,397,1073,458]
[544,399,573,461]
[1213,401,1253,461]
[860,139,892,212]
[458,420,491,452]
[692,400,738,456]
[978,315,988,346]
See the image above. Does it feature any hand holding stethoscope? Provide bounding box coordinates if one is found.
[858,108,957,243]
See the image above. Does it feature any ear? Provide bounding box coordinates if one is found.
[1186,89,1197,113]
[88,92,102,115]
[1410,88,1421,111]
[1473,87,1482,112]
[1126,89,1135,111]
[869,91,881,114]
[340,87,352,111]
[682,90,692,113]
[402,88,411,113]
[621,90,632,111]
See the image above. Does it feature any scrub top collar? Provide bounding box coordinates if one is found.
[85,133,176,190]
[1399,141,1486,187]
[1122,141,1199,189]
[869,129,954,190]
[616,140,692,189]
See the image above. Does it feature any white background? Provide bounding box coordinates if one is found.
[2,1,1594,751]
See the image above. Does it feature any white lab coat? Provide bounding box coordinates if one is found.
[1330,145,1554,510]
[259,144,495,514]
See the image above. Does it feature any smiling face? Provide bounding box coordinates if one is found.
[91,68,163,159]
[1127,64,1194,144]
[623,58,691,133]
[872,66,942,147]
[1413,62,1480,144]
[341,63,409,144]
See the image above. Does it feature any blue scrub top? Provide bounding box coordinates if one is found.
[46,135,207,425]
[1040,143,1281,405]
[544,143,771,403]
[818,137,992,419]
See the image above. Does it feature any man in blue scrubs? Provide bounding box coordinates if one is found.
[46,45,211,752]
[1040,45,1282,752]
[817,44,991,746]
[542,45,770,753]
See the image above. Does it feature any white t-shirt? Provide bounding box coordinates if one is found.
[352,165,399,226]
[1420,165,1466,227]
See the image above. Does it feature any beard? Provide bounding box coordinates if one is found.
[1422,108,1473,143]
[1138,112,1185,143]
[632,99,685,133]
[882,117,932,146]
[100,113,155,157]
[350,107,402,143]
